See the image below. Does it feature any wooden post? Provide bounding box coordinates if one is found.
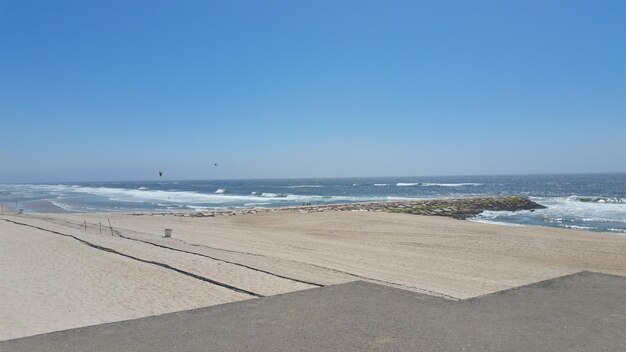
[84,220,87,232]
[108,219,114,236]
[99,222,102,234]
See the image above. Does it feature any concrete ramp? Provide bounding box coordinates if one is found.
[2,272,624,352]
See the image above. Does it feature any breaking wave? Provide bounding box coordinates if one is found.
[260,193,288,198]
[55,185,262,204]
[421,183,484,187]
[396,182,483,187]
[565,195,625,204]
[8,184,411,212]
[3,175,624,235]
[471,195,626,234]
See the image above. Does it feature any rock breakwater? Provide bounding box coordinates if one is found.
[384,196,545,219]
[137,196,544,220]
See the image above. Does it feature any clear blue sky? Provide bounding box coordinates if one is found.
[1,0,625,182]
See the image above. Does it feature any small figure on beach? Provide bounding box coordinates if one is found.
[159,171,163,177]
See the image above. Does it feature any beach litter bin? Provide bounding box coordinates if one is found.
[164,228,173,238]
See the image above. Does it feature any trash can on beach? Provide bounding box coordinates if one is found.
[164,228,173,238]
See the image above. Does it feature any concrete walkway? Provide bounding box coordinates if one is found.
[2,271,624,352]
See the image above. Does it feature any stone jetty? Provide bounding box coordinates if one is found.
[136,196,545,220]
[383,196,545,219]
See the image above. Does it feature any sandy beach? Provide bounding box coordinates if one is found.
[1,209,626,341]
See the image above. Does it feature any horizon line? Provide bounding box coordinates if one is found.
[1,171,625,185]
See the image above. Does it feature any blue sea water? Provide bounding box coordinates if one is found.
[1,174,625,234]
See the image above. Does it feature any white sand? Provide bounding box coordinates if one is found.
[1,210,625,340]
[0,220,249,341]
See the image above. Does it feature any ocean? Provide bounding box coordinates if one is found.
[1,174,625,234]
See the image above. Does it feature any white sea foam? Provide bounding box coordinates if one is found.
[138,187,148,190]
[468,218,527,227]
[422,183,484,187]
[49,198,106,213]
[562,224,595,231]
[244,202,271,206]
[396,182,484,187]
[29,184,264,204]
[185,205,212,211]
[471,209,532,220]
[49,200,78,212]
[566,195,625,204]
[471,195,626,233]
[534,196,626,221]
[286,185,324,188]
[261,193,288,198]
[0,183,413,208]
[214,188,226,194]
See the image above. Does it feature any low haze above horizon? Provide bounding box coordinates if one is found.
[1,1,625,183]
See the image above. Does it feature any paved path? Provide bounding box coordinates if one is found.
[2,272,624,352]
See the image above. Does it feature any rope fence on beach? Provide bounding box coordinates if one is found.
[1,217,265,297]
[99,218,453,298]
[5,213,326,289]
[3,212,458,299]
